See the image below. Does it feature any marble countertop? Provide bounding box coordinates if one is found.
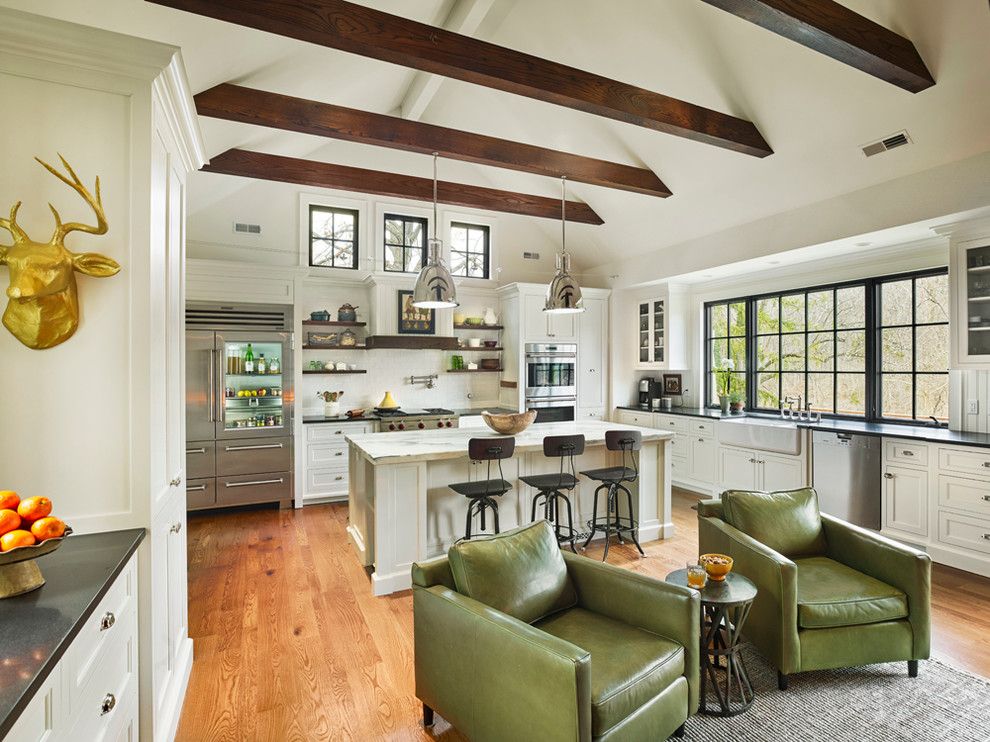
[346,420,674,464]
[616,405,733,420]
[0,528,145,739]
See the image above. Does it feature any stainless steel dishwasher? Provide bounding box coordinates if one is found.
[811,431,881,529]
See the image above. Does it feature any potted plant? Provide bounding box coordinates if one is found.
[714,359,735,413]
[317,390,344,417]
[729,390,745,414]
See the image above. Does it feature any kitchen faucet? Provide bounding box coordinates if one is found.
[781,395,802,420]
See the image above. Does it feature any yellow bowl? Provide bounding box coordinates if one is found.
[699,553,733,581]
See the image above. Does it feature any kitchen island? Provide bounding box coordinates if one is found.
[346,420,674,595]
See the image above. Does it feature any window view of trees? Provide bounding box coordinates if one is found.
[705,269,949,422]
[310,206,358,270]
[384,214,427,273]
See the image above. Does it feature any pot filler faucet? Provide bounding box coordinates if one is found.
[409,374,438,390]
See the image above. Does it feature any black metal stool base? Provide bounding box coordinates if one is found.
[531,489,578,552]
[463,496,500,540]
[581,482,644,561]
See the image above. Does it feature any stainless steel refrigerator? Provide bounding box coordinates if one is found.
[185,305,294,512]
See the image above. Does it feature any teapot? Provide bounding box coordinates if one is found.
[338,303,359,322]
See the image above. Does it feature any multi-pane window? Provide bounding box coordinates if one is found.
[383,214,427,273]
[310,206,358,270]
[704,269,949,423]
[752,285,867,416]
[878,272,949,422]
[450,222,490,279]
[706,301,747,405]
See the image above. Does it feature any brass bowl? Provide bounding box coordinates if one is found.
[482,410,537,435]
[699,553,733,581]
[0,526,72,599]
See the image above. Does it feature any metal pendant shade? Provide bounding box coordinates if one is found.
[545,176,584,314]
[412,153,458,309]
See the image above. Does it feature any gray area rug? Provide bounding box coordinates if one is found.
[677,646,990,742]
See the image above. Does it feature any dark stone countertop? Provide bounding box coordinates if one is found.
[0,528,145,739]
[303,414,381,424]
[797,418,990,449]
[615,405,735,420]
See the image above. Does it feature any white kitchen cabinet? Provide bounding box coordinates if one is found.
[304,421,375,502]
[948,228,990,368]
[718,447,759,492]
[614,409,655,427]
[690,436,717,484]
[718,446,806,493]
[578,296,608,414]
[761,452,806,491]
[633,286,688,370]
[522,292,575,342]
[882,464,929,538]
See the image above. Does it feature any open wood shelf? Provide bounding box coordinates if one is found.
[302,320,367,327]
[302,345,367,350]
[453,323,503,330]
[451,347,503,351]
[447,368,502,373]
[302,369,368,374]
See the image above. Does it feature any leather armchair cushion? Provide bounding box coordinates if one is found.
[722,487,827,557]
[448,520,577,624]
[795,556,908,629]
[535,607,684,737]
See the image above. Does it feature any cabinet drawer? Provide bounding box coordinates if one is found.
[65,558,135,710]
[185,478,216,510]
[617,411,653,427]
[185,441,215,479]
[938,510,990,556]
[937,447,990,477]
[938,474,990,518]
[884,440,929,466]
[67,625,136,742]
[688,419,714,437]
[217,436,290,475]
[656,415,685,433]
[217,473,291,506]
[668,435,688,461]
[308,442,349,467]
[306,423,373,443]
[308,466,349,495]
[4,667,58,742]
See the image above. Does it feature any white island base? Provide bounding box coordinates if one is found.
[346,421,675,596]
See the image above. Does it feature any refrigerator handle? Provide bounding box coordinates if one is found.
[208,349,216,423]
[216,348,225,424]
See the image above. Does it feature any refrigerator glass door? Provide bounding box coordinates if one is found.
[216,331,291,439]
[186,330,216,441]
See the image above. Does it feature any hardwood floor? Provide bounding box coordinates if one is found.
[176,490,990,741]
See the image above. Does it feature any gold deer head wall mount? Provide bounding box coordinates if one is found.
[0,155,120,350]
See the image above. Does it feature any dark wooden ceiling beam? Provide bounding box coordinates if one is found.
[697,0,934,93]
[195,83,672,198]
[202,149,604,225]
[147,0,773,157]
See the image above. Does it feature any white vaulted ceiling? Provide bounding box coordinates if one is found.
[3,0,989,283]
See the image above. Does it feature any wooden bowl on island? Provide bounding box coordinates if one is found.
[482,410,537,435]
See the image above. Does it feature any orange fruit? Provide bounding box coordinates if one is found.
[0,509,21,536]
[30,517,66,542]
[17,497,52,524]
[0,491,19,510]
[0,530,35,551]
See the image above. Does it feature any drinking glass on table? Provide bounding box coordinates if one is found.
[686,562,708,589]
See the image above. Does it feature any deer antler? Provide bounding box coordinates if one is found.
[0,201,28,247]
[35,154,108,243]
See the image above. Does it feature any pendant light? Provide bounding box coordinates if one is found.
[544,176,584,314]
[412,152,458,309]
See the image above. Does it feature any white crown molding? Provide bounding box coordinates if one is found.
[153,54,207,172]
[931,215,990,241]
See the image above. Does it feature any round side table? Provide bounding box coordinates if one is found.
[666,569,758,717]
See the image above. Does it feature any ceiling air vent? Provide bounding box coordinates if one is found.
[233,221,262,235]
[862,130,912,157]
[523,251,540,260]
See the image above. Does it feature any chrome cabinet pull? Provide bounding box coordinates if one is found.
[170,476,182,487]
[100,693,116,716]
[983,462,990,468]
[884,472,894,479]
[335,430,343,434]
[225,478,284,488]
[699,438,705,443]
[186,447,206,455]
[902,450,914,456]
[983,495,990,502]
[225,443,283,451]
[335,475,344,481]
[186,484,207,492]
[99,612,116,631]
[983,533,990,540]
[170,522,182,533]
[334,451,344,456]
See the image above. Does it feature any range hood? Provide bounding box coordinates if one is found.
[365,335,458,350]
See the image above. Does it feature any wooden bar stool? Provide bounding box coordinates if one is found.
[519,434,584,552]
[581,430,644,561]
[449,437,515,540]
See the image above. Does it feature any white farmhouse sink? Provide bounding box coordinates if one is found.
[719,417,802,455]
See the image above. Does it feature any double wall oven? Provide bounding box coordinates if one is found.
[525,343,576,423]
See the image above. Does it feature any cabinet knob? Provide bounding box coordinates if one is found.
[99,612,116,631]
[335,430,343,434]
[983,462,990,468]
[100,693,116,716]
[335,476,343,481]
[984,534,990,541]
[748,458,756,463]
[170,522,182,534]
[335,451,343,456]
[699,438,705,443]
[902,450,913,457]
[884,472,894,479]
[982,495,990,502]
[170,476,182,487]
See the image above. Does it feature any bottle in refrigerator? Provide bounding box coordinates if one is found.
[258,354,267,374]
[270,356,280,374]
[244,343,255,374]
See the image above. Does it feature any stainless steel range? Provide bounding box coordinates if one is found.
[376,408,459,432]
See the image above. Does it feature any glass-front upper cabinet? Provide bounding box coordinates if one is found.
[221,337,286,432]
[952,241,990,367]
[637,298,665,367]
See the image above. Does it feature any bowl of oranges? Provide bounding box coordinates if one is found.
[0,491,70,598]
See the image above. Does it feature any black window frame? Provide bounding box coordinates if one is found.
[309,205,359,270]
[450,221,491,279]
[383,213,428,274]
[703,267,949,425]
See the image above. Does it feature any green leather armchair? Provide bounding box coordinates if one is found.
[413,520,700,741]
[697,488,931,689]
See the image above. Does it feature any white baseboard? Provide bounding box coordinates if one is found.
[156,636,193,742]
[372,569,412,596]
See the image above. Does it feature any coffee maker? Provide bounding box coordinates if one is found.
[638,379,651,408]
